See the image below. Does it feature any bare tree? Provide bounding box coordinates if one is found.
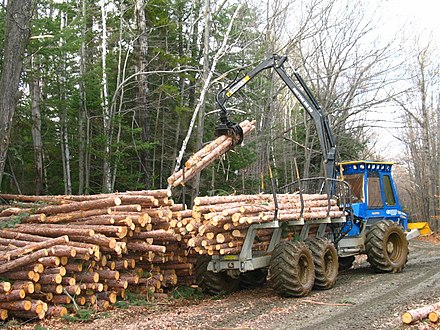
[397,42,440,230]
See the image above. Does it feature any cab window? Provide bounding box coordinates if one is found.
[383,175,396,206]
[344,173,364,202]
[368,174,383,208]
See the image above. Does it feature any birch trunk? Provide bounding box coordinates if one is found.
[191,0,211,201]
[101,0,112,193]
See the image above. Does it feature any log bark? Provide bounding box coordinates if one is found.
[0,289,26,301]
[0,282,11,293]
[0,235,69,261]
[11,225,94,237]
[0,249,48,274]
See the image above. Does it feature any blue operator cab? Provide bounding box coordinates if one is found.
[337,161,408,237]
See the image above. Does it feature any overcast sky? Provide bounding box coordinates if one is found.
[365,0,439,160]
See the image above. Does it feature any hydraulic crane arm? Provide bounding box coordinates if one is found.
[216,54,337,180]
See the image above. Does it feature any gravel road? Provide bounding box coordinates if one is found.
[13,239,440,330]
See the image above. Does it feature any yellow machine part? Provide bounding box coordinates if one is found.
[408,222,432,236]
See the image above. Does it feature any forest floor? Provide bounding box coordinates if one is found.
[4,236,440,330]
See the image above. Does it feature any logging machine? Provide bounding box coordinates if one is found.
[196,54,420,297]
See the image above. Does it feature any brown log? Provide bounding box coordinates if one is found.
[11,281,34,294]
[96,291,117,304]
[70,234,117,250]
[39,284,63,294]
[35,196,118,215]
[0,289,26,301]
[47,245,77,258]
[38,256,60,267]
[38,274,63,285]
[96,269,120,280]
[125,189,172,198]
[126,240,166,253]
[41,266,66,276]
[64,262,83,273]
[116,195,158,206]
[0,249,48,274]
[79,282,104,292]
[133,229,179,241]
[180,119,255,172]
[0,230,49,242]
[0,308,7,320]
[0,235,69,262]
[60,277,76,286]
[402,303,440,324]
[11,225,94,237]
[0,194,64,203]
[75,272,99,283]
[64,285,81,295]
[9,309,45,320]
[105,279,128,289]
[46,305,68,318]
[0,300,32,311]
[108,204,142,213]
[51,294,71,304]
[44,208,110,223]
[0,282,11,293]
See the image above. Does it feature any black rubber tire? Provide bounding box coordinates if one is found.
[195,255,239,295]
[239,269,268,290]
[269,241,315,297]
[365,220,408,273]
[338,256,355,271]
[306,237,339,290]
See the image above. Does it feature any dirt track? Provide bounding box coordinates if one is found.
[12,239,440,330]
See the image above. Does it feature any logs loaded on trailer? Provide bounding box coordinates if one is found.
[186,192,344,255]
[0,190,196,321]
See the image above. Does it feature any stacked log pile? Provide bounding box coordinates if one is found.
[0,190,195,320]
[167,119,256,187]
[186,193,344,255]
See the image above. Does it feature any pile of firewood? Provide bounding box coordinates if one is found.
[167,119,256,187]
[186,193,344,255]
[0,190,196,320]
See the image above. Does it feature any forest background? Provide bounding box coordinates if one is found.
[0,0,438,230]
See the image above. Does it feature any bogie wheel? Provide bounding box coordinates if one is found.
[195,255,239,295]
[365,220,408,273]
[306,237,339,290]
[338,256,355,271]
[239,269,268,290]
[269,241,315,297]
